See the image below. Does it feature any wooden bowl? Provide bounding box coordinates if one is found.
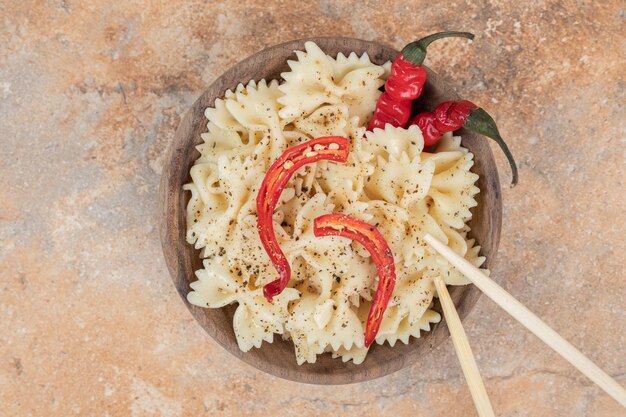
[158,37,502,384]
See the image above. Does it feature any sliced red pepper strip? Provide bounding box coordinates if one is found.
[313,214,396,348]
[256,136,350,302]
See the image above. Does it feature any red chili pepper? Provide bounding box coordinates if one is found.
[367,31,474,132]
[411,112,442,146]
[408,100,519,186]
[367,91,413,130]
[313,214,396,348]
[256,137,350,302]
[433,100,478,132]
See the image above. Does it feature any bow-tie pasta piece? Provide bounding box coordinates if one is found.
[360,200,409,259]
[363,124,425,161]
[332,344,369,365]
[378,309,442,347]
[184,164,230,256]
[293,104,349,138]
[309,117,372,208]
[279,41,388,125]
[332,52,386,123]
[232,286,299,351]
[424,134,480,229]
[278,42,338,121]
[365,153,435,207]
[392,274,436,324]
[187,260,299,352]
[205,89,244,132]
[286,297,328,364]
[286,292,364,364]
[225,80,283,132]
[187,261,239,308]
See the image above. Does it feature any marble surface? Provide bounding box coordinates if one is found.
[1,1,625,416]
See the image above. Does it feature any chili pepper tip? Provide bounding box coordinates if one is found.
[464,108,519,187]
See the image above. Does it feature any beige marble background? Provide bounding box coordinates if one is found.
[1,1,625,416]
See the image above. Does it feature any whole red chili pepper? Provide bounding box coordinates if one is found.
[408,100,519,186]
[313,214,396,348]
[256,137,350,302]
[411,112,441,145]
[367,31,474,131]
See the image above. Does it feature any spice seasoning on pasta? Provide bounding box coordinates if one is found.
[313,214,397,347]
[408,100,518,185]
[367,31,474,131]
[185,47,489,364]
[256,136,350,302]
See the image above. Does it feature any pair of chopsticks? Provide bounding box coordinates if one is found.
[424,234,626,415]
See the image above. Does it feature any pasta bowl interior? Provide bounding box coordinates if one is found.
[158,37,502,384]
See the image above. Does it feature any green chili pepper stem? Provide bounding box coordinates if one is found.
[464,108,519,187]
[401,31,475,65]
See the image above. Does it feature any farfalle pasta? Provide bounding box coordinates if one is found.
[184,42,486,365]
[278,42,387,125]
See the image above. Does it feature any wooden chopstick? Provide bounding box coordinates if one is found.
[424,233,626,407]
[434,276,495,417]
